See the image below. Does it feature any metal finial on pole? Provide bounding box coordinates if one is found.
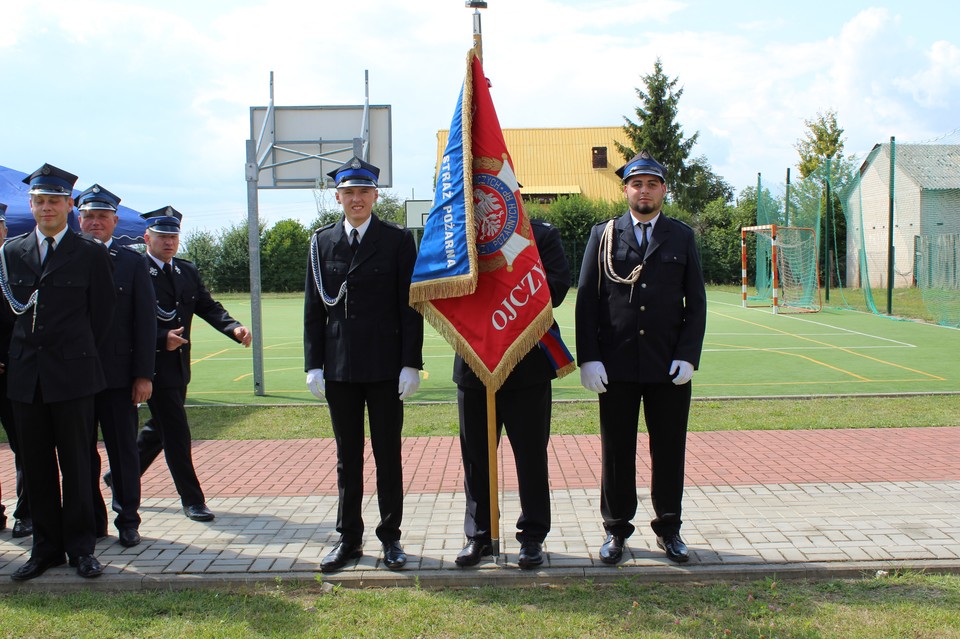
[466,1,488,63]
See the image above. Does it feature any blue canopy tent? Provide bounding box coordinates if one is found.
[1,164,147,245]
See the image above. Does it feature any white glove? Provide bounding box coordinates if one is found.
[580,361,608,394]
[669,360,694,386]
[306,368,325,399]
[398,366,420,400]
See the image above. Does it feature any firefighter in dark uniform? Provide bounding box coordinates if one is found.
[1,202,33,539]
[77,185,155,548]
[3,163,116,580]
[575,151,707,565]
[135,207,251,522]
[304,157,424,572]
[453,219,570,570]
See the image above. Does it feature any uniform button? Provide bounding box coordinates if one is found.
[639,329,645,336]
[37,326,44,331]
[640,306,646,311]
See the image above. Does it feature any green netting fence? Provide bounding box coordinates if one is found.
[750,131,960,327]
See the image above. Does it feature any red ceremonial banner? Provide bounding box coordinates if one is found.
[411,50,555,392]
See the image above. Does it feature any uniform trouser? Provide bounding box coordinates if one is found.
[0,374,30,521]
[135,418,164,476]
[12,390,97,561]
[325,380,403,545]
[145,386,205,507]
[598,380,691,539]
[458,382,552,544]
[91,387,142,533]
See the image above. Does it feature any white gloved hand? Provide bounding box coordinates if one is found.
[398,366,420,400]
[669,360,694,386]
[306,368,326,399]
[580,361,608,394]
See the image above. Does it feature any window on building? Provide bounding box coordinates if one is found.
[592,146,608,169]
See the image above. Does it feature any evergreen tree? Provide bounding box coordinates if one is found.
[616,58,699,207]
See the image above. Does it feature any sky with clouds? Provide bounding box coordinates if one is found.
[2,0,958,235]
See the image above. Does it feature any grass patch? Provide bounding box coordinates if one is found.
[1,572,958,638]
[169,394,960,440]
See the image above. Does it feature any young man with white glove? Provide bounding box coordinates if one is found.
[303,156,424,572]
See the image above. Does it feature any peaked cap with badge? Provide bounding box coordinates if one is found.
[140,206,182,235]
[76,184,121,211]
[615,150,667,183]
[327,156,380,188]
[22,163,79,196]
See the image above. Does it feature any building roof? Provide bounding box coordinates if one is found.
[864,143,960,190]
[436,126,631,202]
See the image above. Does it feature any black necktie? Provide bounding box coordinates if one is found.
[639,222,650,259]
[350,228,360,253]
[40,236,55,270]
[163,262,174,281]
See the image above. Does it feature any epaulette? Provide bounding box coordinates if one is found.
[530,218,552,228]
[314,222,338,234]
[75,231,103,246]
[381,219,405,231]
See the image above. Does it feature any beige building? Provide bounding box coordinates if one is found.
[844,143,960,288]
[435,126,631,203]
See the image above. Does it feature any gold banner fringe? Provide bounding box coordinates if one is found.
[416,300,554,393]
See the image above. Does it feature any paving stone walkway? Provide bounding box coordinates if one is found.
[2,427,958,590]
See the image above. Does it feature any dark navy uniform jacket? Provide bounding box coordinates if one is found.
[3,231,115,403]
[575,211,707,383]
[100,243,156,389]
[146,255,242,389]
[304,214,423,382]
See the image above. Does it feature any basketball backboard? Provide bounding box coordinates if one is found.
[250,104,393,189]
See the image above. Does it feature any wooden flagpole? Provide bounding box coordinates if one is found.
[486,386,500,557]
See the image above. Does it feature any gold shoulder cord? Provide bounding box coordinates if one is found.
[597,220,644,302]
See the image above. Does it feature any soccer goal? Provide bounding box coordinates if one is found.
[741,224,822,314]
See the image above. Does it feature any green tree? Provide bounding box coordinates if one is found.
[179,229,219,277]
[685,155,734,208]
[616,58,699,209]
[208,222,265,293]
[261,219,310,292]
[794,110,856,288]
[695,196,755,284]
[795,109,846,178]
[372,190,405,225]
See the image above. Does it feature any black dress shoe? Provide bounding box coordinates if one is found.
[320,540,363,573]
[599,533,625,565]
[11,518,33,538]
[118,528,142,548]
[69,554,104,578]
[656,534,689,563]
[455,539,493,567]
[183,503,215,522]
[103,471,113,489]
[381,541,407,570]
[10,556,66,581]
[517,541,544,569]
[0,513,6,531]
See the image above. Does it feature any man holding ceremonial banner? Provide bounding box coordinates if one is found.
[410,48,575,567]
